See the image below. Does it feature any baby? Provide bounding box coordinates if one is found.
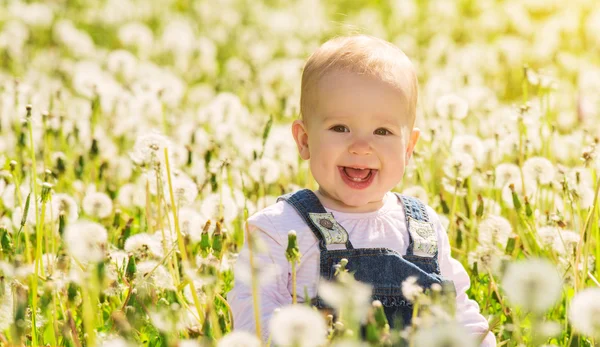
[228,35,496,346]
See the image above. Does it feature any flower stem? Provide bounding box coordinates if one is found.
[163,148,205,325]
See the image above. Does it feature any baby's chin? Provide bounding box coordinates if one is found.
[319,188,387,212]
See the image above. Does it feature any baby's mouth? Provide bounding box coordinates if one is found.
[341,166,374,182]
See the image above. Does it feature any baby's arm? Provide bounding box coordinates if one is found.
[430,207,497,347]
[227,214,292,342]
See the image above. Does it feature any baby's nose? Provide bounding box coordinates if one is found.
[348,139,373,155]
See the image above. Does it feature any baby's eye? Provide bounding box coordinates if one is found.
[374,128,392,136]
[330,125,349,133]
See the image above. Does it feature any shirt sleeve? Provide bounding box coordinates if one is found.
[430,207,497,347]
[226,212,292,342]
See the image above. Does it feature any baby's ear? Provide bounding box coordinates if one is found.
[405,127,420,162]
[292,119,310,160]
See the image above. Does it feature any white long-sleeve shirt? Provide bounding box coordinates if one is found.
[227,191,496,346]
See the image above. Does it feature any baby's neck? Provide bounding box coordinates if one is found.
[315,189,386,213]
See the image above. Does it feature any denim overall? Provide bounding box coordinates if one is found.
[277,189,456,329]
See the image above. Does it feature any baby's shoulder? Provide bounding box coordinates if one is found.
[246,199,307,243]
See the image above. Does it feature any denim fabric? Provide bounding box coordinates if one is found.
[277,189,456,330]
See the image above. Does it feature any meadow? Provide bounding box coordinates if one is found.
[0,0,600,346]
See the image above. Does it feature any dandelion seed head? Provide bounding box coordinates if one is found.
[248,157,281,185]
[478,215,513,249]
[82,191,113,219]
[116,183,145,209]
[52,193,79,222]
[135,261,175,293]
[502,258,563,313]
[2,184,30,209]
[523,157,555,185]
[435,94,469,120]
[64,220,108,263]
[164,174,198,207]
[217,331,261,347]
[269,305,327,347]
[99,336,133,347]
[0,279,14,332]
[494,163,521,188]
[130,132,172,167]
[552,230,580,256]
[442,152,475,180]
[413,322,476,347]
[568,288,600,338]
[118,22,153,53]
[124,233,163,259]
[451,134,485,162]
[318,274,372,322]
[401,276,423,302]
[170,208,206,243]
[200,193,239,224]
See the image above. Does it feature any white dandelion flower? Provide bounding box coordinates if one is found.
[217,331,261,347]
[107,250,128,271]
[494,163,521,188]
[248,157,281,185]
[567,166,594,190]
[52,193,79,222]
[64,220,108,263]
[478,215,513,249]
[99,336,132,347]
[152,229,177,250]
[435,94,469,120]
[116,183,146,208]
[82,191,113,219]
[318,273,372,323]
[129,132,171,167]
[269,305,327,347]
[107,49,137,81]
[179,339,201,347]
[136,260,175,293]
[467,245,507,275]
[442,153,475,179]
[168,208,207,244]
[502,258,563,313]
[401,276,423,302]
[571,186,595,210]
[568,287,600,338]
[124,233,164,259]
[523,157,555,185]
[2,183,30,209]
[537,226,560,246]
[118,22,153,53]
[552,230,580,256]
[163,174,198,207]
[11,199,59,229]
[451,134,485,162]
[413,322,476,347]
[200,193,239,224]
[441,177,468,197]
[0,280,14,332]
[402,186,429,204]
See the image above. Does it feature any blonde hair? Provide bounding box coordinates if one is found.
[300,35,418,127]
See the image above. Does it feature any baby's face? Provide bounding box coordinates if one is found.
[293,70,419,212]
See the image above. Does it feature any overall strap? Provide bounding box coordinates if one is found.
[395,193,438,257]
[277,189,353,251]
